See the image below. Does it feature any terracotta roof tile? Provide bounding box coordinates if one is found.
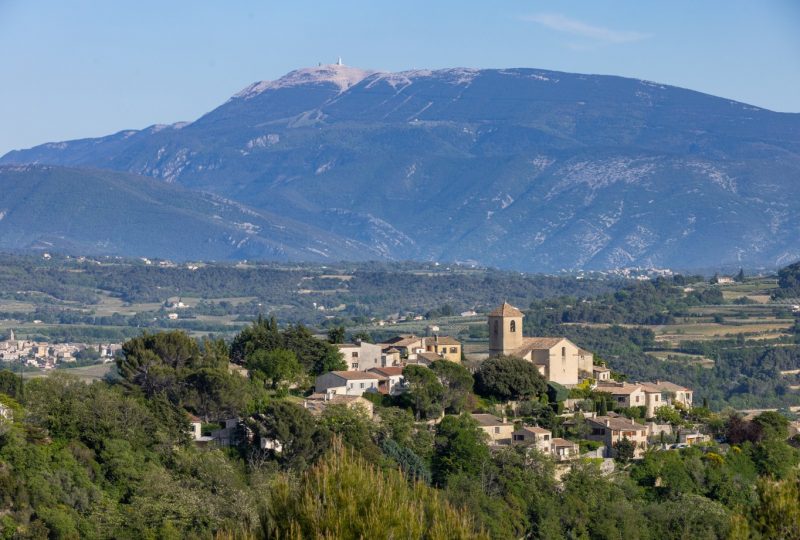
[488,302,524,317]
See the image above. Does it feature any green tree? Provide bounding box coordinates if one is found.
[0,369,22,400]
[246,348,302,389]
[655,405,682,425]
[319,403,381,462]
[117,331,200,397]
[614,436,636,463]
[749,475,800,539]
[430,360,474,414]
[229,315,282,364]
[432,414,490,487]
[402,365,445,420]
[243,401,328,470]
[474,356,547,402]
[327,326,345,344]
[753,411,790,441]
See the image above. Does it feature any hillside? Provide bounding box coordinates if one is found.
[0,165,378,261]
[4,65,800,270]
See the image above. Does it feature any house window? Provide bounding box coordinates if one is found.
[494,427,500,434]
[352,352,359,358]
[493,320,499,335]
[513,434,523,441]
[561,347,566,357]
[655,395,659,401]
[351,363,359,369]
[360,383,365,389]
[544,435,550,441]
[635,396,640,403]
[510,320,516,332]
[450,347,457,353]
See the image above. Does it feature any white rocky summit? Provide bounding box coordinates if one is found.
[234,63,376,99]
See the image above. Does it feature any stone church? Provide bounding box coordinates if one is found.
[487,302,592,386]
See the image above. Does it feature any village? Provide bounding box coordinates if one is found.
[186,302,709,466]
[0,329,120,370]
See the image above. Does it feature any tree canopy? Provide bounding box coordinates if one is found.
[474,356,547,402]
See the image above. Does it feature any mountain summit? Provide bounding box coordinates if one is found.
[3,66,800,270]
[234,63,376,99]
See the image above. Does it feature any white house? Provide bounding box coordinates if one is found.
[315,371,384,396]
[335,341,397,371]
[368,366,406,395]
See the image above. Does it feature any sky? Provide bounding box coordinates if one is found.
[1,0,799,155]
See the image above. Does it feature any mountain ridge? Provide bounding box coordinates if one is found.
[3,64,800,270]
[0,164,383,262]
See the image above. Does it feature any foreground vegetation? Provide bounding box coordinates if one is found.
[0,321,798,539]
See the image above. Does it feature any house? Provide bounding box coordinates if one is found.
[423,335,462,363]
[335,341,393,371]
[368,366,406,395]
[550,438,580,461]
[595,381,664,418]
[187,413,203,441]
[211,418,241,447]
[471,413,515,446]
[512,426,552,453]
[314,371,384,396]
[380,334,462,363]
[592,365,612,381]
[380,335,426,360]
[408,351,443,366]
[642,380,693,409]
[303,393,375,417]
[586,415,648,458]
[487,303,584,386]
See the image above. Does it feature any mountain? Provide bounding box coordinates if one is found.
[4,64,800,270]
[0,165,379,261]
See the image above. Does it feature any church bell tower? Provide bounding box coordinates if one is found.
[487,302,524,356]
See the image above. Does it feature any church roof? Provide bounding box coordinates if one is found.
[512,337,570,358]
[488,302,523,317]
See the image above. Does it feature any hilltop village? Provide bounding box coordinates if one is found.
[3,298,798,538]
[189,302,701,463]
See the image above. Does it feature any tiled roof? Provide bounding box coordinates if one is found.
[550,437,578,448]
[488,302,524,317]
[516,425,551,435]
[512,337,569,358]
[595,382,643,395]
[587,415,647,431]
[369,367,404,377]
[329,371,384,381]
[644,380,691,393]
[426,335,461,346]
[471,413,509,427]
[387,336,424,348]
[416,352,442,363]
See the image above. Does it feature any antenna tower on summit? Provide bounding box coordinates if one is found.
[337,56,343,66]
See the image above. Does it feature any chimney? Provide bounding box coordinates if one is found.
[605,419,610,427]
[631,418,635,425]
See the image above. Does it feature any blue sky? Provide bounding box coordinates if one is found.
[1,0,798,155]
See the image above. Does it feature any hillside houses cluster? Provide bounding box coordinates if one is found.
[0,330,120,370]
[305,302,696,461]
